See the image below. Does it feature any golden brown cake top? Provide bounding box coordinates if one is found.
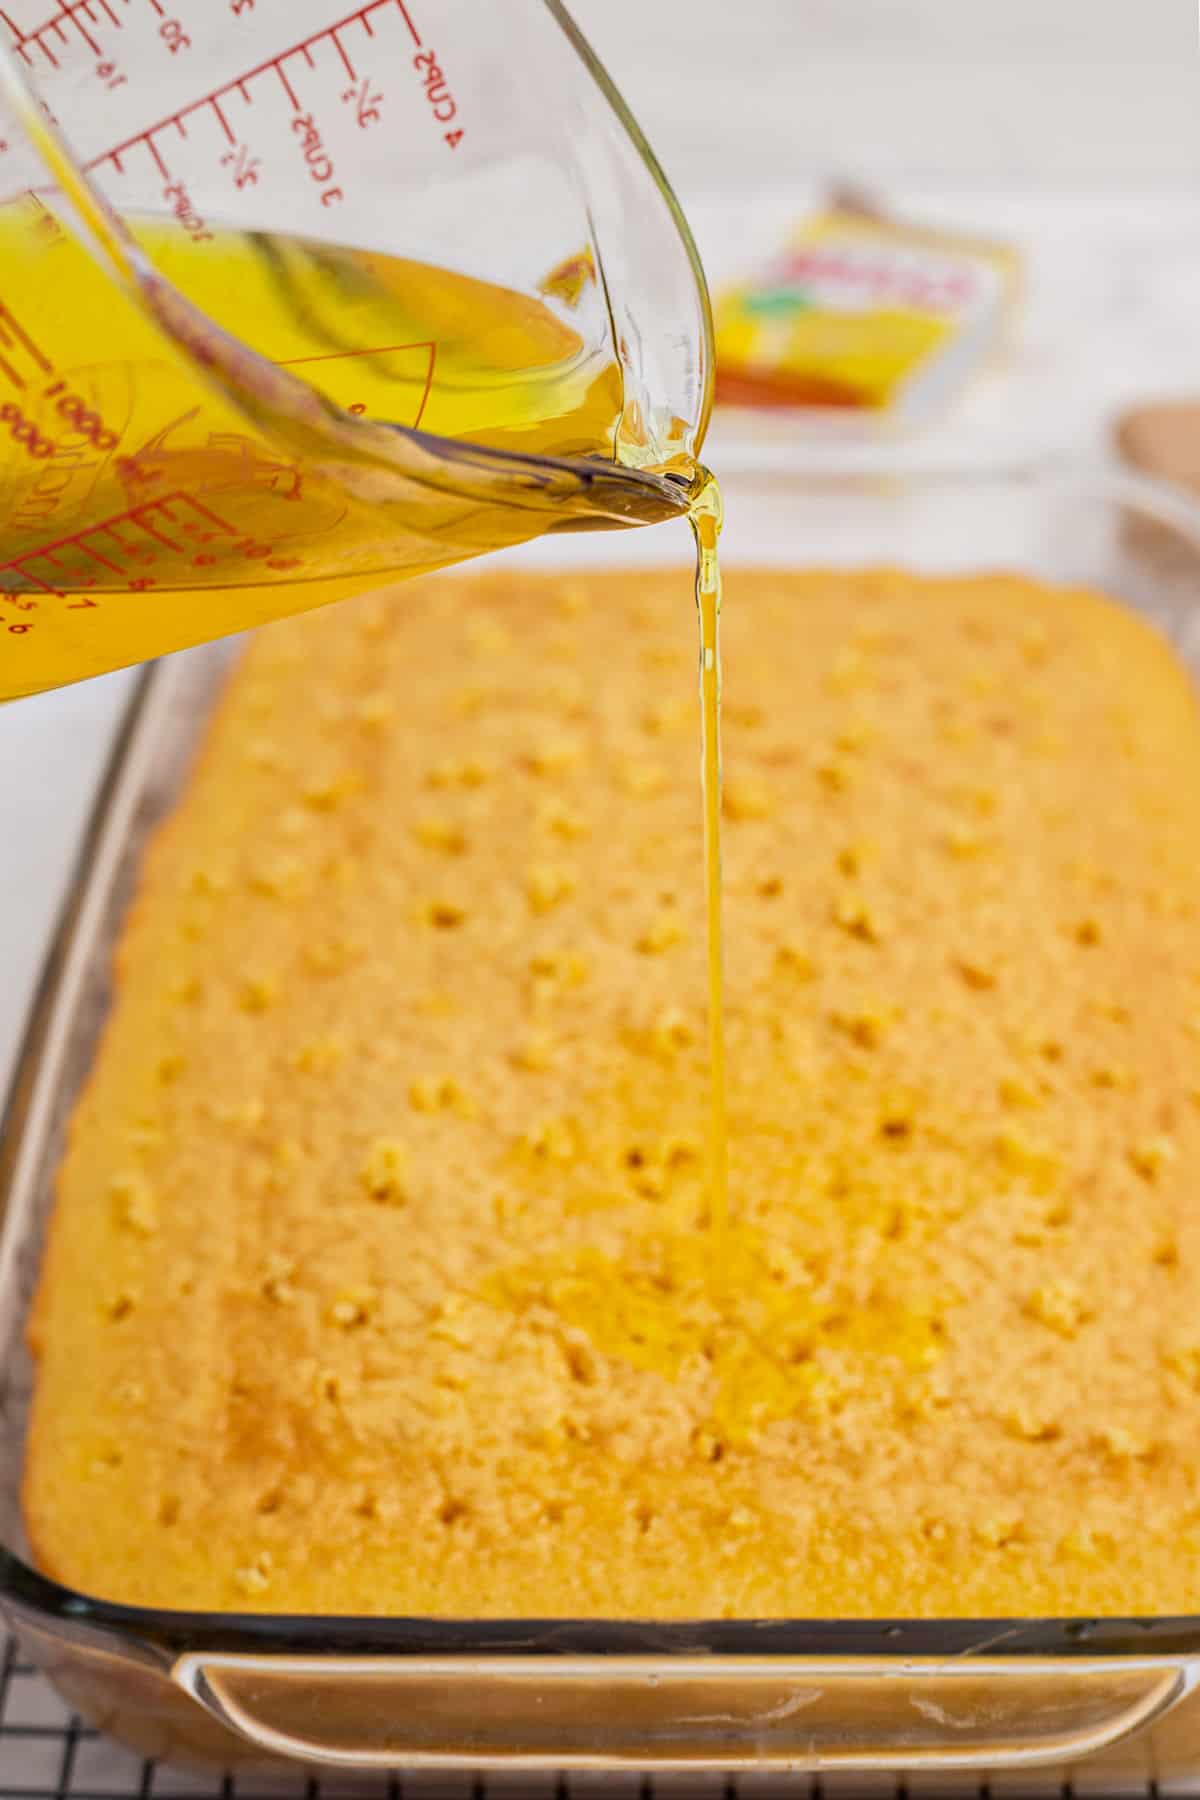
[24,563,1200,1618]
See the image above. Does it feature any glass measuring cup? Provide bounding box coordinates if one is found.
[0,0,713,697]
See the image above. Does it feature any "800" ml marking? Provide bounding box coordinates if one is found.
[0,402,54,459]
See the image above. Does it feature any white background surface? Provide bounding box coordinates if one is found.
[570,0,1200,188]
[1,1,1198,1092]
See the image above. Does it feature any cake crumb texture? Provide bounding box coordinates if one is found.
[23,563,1200,1617]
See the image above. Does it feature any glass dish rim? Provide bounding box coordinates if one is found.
[6,455,1200,1666]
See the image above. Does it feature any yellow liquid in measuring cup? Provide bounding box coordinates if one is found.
[0,195,646,697]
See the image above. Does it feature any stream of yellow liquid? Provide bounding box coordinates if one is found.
[689,472,729,1250]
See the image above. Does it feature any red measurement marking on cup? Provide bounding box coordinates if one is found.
[340,75,382,127]
[0,300,52,391]
[276,338,437,429]
[0,489,237,592]
[220,141,259,187]
[73,0,423,184]
[411,45,461,148]
[3,0,124,64]
[0,398,54,457]
[0,300,125,447]
[0,0,453,177]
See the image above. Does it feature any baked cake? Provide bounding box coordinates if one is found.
[24,564,1200,1617]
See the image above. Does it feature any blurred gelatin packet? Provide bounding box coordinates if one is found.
[713,185,1022,440]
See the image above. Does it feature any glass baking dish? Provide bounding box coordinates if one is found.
[6,462,1200,1787]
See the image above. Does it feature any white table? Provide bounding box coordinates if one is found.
[568,0,1200,189]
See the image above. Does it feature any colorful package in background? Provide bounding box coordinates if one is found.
[714,205,1020,431]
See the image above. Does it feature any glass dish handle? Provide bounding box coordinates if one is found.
[174,1652,1191,1770]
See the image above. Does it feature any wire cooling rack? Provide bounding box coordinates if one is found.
[0,1629,1180,1800]
[2,1630,469,1800]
